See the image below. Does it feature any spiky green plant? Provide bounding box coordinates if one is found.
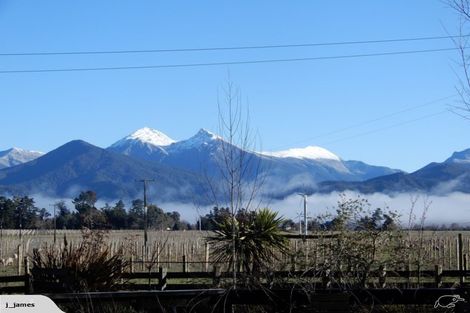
[209,208,288,276]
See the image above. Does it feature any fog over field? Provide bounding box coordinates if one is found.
[28,191,470,227]
[267,192,470,227]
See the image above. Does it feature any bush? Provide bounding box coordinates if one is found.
[208,208,288,277]
[32,229,128,292]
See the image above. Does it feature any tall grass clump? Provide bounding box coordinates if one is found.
[32,229,128,292]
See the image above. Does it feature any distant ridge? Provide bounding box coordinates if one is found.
[0,147,43,169]
[0,140,203,201]
[2,127,468,201]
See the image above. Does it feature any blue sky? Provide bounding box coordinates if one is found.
[1,0,470,172]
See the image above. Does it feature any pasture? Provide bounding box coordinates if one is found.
[1,229,470,276]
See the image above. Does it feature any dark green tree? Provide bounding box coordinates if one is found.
[73,191,106,229]
[103,200,128,229]
[128,199,144,229]
[55,201,79,229]
[13,196,39,229]
[0,196,16,228]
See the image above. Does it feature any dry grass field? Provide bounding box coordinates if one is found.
[1,229,469,276]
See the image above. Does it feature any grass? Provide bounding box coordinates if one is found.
[1,229,469,276]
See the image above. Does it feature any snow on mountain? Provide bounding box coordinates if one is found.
[263,146,341,161]
[108,127,176,162]
[0,147,43,169]
[111,127,175,148]
[168,128,221,151]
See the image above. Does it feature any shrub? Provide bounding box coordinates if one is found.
[208,208,288,276]
[32,229,127,292]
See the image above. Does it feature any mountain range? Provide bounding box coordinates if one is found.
[0,148,43,169]
[0,127,469,202]
[0,139,203,202]
[319,148,470,195]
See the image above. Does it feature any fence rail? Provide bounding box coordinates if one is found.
[3,266,470,294]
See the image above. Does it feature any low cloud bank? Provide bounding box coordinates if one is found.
[266,192,470,227]
[18,192,470,226]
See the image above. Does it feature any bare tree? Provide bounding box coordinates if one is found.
[446,0,470,118]
[207,77,265,287]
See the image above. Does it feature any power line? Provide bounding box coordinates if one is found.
[273,94,457,149]
[319,110,449,146]
[0,47,460,74]
[0,34,467,57]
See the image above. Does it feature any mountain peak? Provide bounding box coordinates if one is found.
[445,148,470,164]
[263,146,341,161]
[166,128,221,151]
[0,147,44,169]
[112,127,175,148]
[195,128,220,140]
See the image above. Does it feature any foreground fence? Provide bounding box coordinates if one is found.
[4,270,470,312]
[3,266,470,294]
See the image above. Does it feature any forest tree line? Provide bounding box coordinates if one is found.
[0,191,190,230]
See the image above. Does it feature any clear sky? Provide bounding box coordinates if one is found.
[1,0,470,172]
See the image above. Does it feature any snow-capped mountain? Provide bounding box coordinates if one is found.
[108,127,175,162]
[168,128,221,151]
[113,127,175,147]
[107,127,401,198]
[3,127,470,200]
[0,147,43,169]
[263,146,341,161]
[160,128,228,173]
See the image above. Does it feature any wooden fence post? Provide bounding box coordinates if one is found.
[141,244,145,272]
[24,256,30,275]
[379,265,387,288]
[156,244,160,269]
[182,255,187,273]
[459,234,464,284]
[449,239,453,269]
[130,255,134,273]
[205,242,210,272]
[24,256,32,294]
[291,253,297,272]
[17,244,22,275]
[465,254,469,272]
[435,264,443,288]
[158,267,167,291]
[213,266,221,287]
[406,263,411,288]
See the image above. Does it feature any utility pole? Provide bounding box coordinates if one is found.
[298,193,308,236]
[137,179,155,248]
[49,204,57,244]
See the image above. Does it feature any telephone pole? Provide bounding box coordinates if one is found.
[137,179,155,248]
[298,193,308,236]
